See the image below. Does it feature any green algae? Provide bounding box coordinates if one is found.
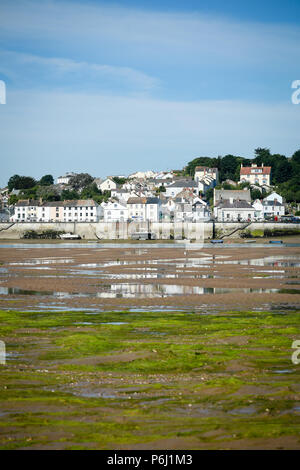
[0,308,300,449]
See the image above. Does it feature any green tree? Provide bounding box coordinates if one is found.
[291,149,300,165]
[220,155,240,181]
[36,186,60,201]
[8,194,18,205]
[250,188,262,201]
[69,173,94,191]
[40,174,54,186]
[185,156,219,177]
[80,183,101,199]
[112,176,127,185]
[8,175,37,191]
[61,189,79,200]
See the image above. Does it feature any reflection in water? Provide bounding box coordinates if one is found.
[9,258,74,265]
[0,285,299,299]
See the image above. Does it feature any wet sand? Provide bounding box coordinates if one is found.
[0,240,299,311]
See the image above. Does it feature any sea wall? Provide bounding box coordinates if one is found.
[0,221,299,240]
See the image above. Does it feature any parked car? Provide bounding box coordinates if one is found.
[280,216,300,223]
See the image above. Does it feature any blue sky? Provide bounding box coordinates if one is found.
[0,0,299,186]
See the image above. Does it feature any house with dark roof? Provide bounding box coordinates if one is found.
[214,189,251,206]
[165,180,198,198]
[252,198,285,220]
[127,197,161,221]
[214,198,256,222]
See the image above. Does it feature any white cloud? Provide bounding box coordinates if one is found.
[0,89,299,185]
[0,0,299,68]
[0,50,159,92]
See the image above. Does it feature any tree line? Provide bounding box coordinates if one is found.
[185,148,300,203]
[7,173,111,205]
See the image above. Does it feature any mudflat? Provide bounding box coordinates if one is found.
[0,239,299,449]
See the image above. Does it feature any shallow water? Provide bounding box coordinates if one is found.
[1,242,300,249]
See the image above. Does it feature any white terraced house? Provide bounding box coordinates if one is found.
[11,199,102,222]
[127,197,161,222]
[61,200,101,222]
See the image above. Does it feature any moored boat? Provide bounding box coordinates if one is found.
[59,233,81,240]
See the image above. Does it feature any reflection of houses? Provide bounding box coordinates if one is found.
[239,163,271,186]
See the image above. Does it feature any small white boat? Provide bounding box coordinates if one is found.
[59,233,81,240]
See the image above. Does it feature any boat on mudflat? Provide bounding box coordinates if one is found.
[59,233,81,240]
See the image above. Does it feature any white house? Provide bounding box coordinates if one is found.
[165,180,198,198]
[252,200,264,220]
[127,197,160,221]
[128,170,156,179]
[58,200,102,222]
[214,189,251,206]
[98,178,117,192]
[110,188,131,202]
[192,202,211,222]
[194,166,219,185]
[103,201,128,221]
[253,194,285,220]
[214,199,256,222]
[240,163,271,186]
[160,198,176,220]
[174,202,193,222]
[57,172,77,185]
[264,192,283,205]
